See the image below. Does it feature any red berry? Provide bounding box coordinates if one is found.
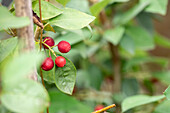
[43,37,55,49]
[57,41,71,53]
[41,57,54,71]
[95,105,104,111]
[55,56,66,67]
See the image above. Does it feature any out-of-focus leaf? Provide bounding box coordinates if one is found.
[103,26,125,45]
[125,25,154,50]
[153,100,170,113]
[114,0,150,25]
[49,8,95,30]
[0,6,30,30]
[56,0,70,6]
[145,0,168,15]
[122,95,165,112]
[153,71,170,85]
[32,1,63,20]
[120,34,135,54]
[122,78,139,97]
[54,53,76,95]
[136,12,154,34]
[48,90,93,113]
[154,34,170,48]
[164,86,170,100]
[90,0,110,17]
[0,37,18,63]
[1,79,49,113]
[66,0,89,13]
[2,52,44,85]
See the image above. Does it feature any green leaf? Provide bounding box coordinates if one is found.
[44,23,56,33]
[56,0,70,6]
[122,95,165,112]
[164,86,170,100]
[153,100,170,113]
[66,0,89,13]
[1,79,49,113]
[54,53,77,95]
[2,52,44,85]
[103,26,125,45]
[54,31,85,46]
[120,34,135,54]
[110,0,129,4]
[32,1,63,20]
[0,6,30,30]
[90,0,110,17]
[48,90,92,113]
[114,0,150,25]
[0,37,18,63]
[125,25,154,50]
[145,0,168,15]
[154,34,170,48]
[153,71,170,85]
[49,8,95,30]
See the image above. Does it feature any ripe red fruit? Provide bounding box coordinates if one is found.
[57,41,71,53]
[95,105,104,111]
[55,56,66,67]
[43,37,55,49]
[41,57,54,71]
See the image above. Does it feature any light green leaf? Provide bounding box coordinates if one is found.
[164,86,170,100]
[2,52,44,85]
[125,25,154,50]
[0,37,18,63]
[0,6,30,30]
[114,0,150,25]
[1,79,49,113]
[32,1,63,20]
[56,0,70,6]
[103,26,125,45]
[154,34,170,48]
[49,8,95,30]
[54,53,77,95]
[153,100,170,113]
[48,90,92,113]
[122,95,165,112]
[153,71,170,85]
[90,0,110,17]
[145,0,168,15]
[66,0,89,13]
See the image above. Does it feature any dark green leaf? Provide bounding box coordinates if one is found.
[103,26,125,45]
[122,95,165,112]
[54,53,77,95]
[120,34,135,54]
[0,6,30,30]
[48,90,92,113]
[114,0,150,25]
[49,8,95,30]
[32,1,63,20]
[0,37,18,63]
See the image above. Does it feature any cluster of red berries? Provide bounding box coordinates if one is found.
[41,37,71,71]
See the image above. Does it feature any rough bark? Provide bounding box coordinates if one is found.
[14,0,37,81]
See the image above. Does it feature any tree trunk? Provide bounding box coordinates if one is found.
[14,0,37,81]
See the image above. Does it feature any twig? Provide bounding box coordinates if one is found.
[92,104,116,113]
